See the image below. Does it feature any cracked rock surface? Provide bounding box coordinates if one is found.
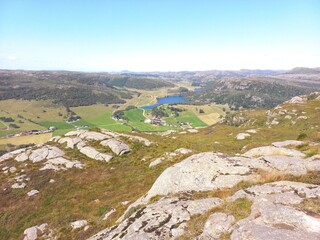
[229,181,320,240]
[88,197,223,240]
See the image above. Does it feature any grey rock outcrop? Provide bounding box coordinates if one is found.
[229,181,320,240]
[15,151,30,162]
[40,157,83,171]
[27,189,39,197]
[65,130,110,141]
[80,146,112,162]
[236,133,251,140]
[71,220,88,230]
[23,223,49,240]
[272,140,304,148]
[29,146,64,163]
[149,157,163,167]
[0,148,28,163]
[89,197,223,240]
[12,182,27,189]
[143,152,258,203]
[286,96,307,104]
[100,139,131,155]
[243,146,305,158]
[57,137,83,149]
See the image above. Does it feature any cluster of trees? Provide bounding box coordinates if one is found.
[151,107,169,118]
[0,117,14,122]
[113,110,128,121]
[168,106,184,117]
[178,87,189,93]
[125,105,137,111]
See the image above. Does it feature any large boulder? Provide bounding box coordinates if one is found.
[80,146,112,162]
[23,223,49,240]
[100,139,131,155]
[29,146,64,163]
[142,152,258,203]
[70,220,88,230]
[0,148,27,162]
[236,133,251,140]
[57,137,83,149]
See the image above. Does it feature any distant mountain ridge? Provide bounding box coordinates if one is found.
[285,67,320,74]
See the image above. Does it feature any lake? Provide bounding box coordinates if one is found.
[142,95,189,110]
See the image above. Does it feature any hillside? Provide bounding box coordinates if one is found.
[0,70,174,107]
[0,92,320,239]
[186,77,320,109]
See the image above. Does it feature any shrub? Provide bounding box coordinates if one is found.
[297,133,307,140]
[0,117,14,122]
[125,105,137,111]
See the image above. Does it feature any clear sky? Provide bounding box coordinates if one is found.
[0,0,319,71]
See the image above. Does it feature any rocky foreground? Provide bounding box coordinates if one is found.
[89,140,320,240]
[1,93,320,240]
[3,132,319,239]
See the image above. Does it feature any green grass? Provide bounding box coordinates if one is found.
[0,121,7,129]
[70,119,97,129]
[39,121,73,129]
[124,108,145,122]
[164,117,178,125]
[70,105,132,132]
[176,111,207,127]
[39,121,75,136]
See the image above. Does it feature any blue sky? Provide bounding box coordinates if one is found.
[0,0,319,71]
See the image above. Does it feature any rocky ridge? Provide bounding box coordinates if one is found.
[90,139,320,239]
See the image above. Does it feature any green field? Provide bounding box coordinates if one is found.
[38,121,76,136]
[71,105,132,132]
[0,99,219,142]
[176,111,207,127]
[124,108,145,122]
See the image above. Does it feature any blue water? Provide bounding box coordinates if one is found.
[142,95,189,110]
